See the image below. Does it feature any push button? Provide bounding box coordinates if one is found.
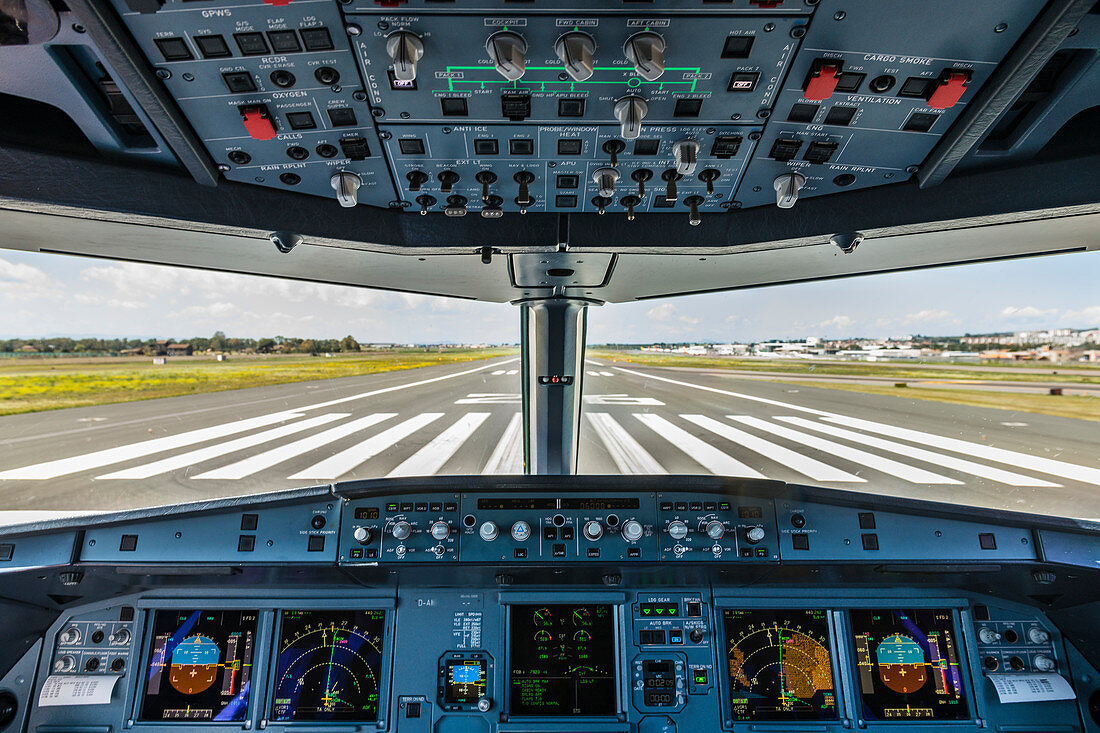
[240,106,276,140]
[927,70,970,109]
[804,60,842,101]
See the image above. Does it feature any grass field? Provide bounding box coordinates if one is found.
[0,349,517,415]
[588,349,1100,422]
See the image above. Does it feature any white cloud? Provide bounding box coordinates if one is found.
[816,315,854,330]
[1000,305,1058,319]
[679,316,701,325]
[1062,305,1100,326]
[901,309,956,325]
[0,256,60,301]
[647,303,677,322]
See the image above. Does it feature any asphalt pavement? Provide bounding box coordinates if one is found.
[0,357,1097,520]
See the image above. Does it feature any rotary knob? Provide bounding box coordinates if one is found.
[706,521,725,540]
[774,172,807,209]
[1028,627,1051,644]
[479,521,499,542]
[392,521,412,541]
[745,526,766,544]
[554,31,596,82]
[667,520,688,540]
[613,95,648,140]
[673,139,700,176]
[624,31,666,81]
[430,521,450,541]
[583,521,603,541]
[1034,654,1056,672]
[54,655,76,673]
[486,30,527,81]
[353,526,373,545]
[621,519,644,542]
[477,697,493,712]
[330,170,361,208]
[511,521,531,542]
[979,628,1001,644]
[433,544,446,557]
[110,628,131,645]
[59,627,81,645]
[395,544,406,557]
[593,167,620,198]
[385,30,424,82]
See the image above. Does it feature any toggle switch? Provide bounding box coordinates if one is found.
[486,30,527,82]
[602,139,626,167]
[445,194,468,217]
[438,170,459,194]
[614,95,648,140]
[514,170,535,212]
[684,194,704,226]
[329,170,361,208]
[475,170,497,202]
[386,30,424,82]
[631,168,652,197]
[592,195,611,215]
[406,170,428,192]
[661,168,682,203]
[620,194,641,221]
[415,193,436,215]
[624,31,665,81]
[699,168,721,194]
[555,31,596,82]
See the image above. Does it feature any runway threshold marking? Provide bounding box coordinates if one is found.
[729,417,962,485]
[586,413,666,475]
[288,413,444,480]
[775,416,1061,488]
[682,415,864,483]
[635,414,766,478]
[388,413,491,478]
[483,413,523,475]
[191,413,398,480]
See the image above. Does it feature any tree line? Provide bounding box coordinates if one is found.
[2,332,365,355]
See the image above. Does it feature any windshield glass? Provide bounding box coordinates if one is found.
[1,250,1097,523]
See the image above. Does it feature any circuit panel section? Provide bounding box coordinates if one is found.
[110,0,396,205]
[381,124,759,215]
[352,14,803,125]
[735,0,1047,207]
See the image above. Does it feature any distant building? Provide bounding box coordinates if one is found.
[166,343,193,356]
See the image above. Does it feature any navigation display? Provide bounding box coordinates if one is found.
[271,609,386,722]
[444,659,487,704]
[723,609,838,721]
[850,609,969,721]
[140,609,257,722]
[509,604,617,716]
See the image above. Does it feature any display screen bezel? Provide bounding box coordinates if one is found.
[504,600,622,719]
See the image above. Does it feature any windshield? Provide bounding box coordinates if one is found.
[1,250,1097,523]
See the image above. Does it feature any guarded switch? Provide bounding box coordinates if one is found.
[240,106,276,141]
[486,30,527,81]
[927,70,970,109]
[555,31,596,82]
[624,31,665,81]
[386,30,424,82]
[804,60,842,101]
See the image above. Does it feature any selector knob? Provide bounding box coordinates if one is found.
[979,628,1002,645]
[593,167,620,198]
[110,628,131,645]
[330,170,361,208]
[54,655,77,673]
[1029,627,1051,644]
[613,95,648,140]
[1033,654,1056,672]
[706,521,726,540]
[353,526,373,545]
[392,521,412,541]
[385,31,424,82]
[479,521,499,542]
[745,526,766,544]
[477,696,493,712]
[583,521,603,541]
[511,521,531,542]
[433,544,446,557]
[59,627,81,645]
[668,520,689,540]
[431,521,450,541]
[624,31,666,81]
[673,139,700,176]
[774,172,807,209]
[621,519,644,542]
[486,31,527,81]
[555,31,596,82]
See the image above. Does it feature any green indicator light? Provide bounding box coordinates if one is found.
[642,608,650,615]
[655,608,664,615]
[669,608,677,615]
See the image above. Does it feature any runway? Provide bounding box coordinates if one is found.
[0,357,1097,520]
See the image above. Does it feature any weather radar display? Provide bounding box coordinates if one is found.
[140,609,257,722]
[509,604,617,716]
[271,609,386,722]
[723,609,838,721]
[850,609,969,721]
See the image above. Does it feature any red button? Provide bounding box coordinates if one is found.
[927,71,970,109]
[262,0,292,5]
[804,61,841,101]
[241,108,276,140]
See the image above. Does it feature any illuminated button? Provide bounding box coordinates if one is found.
[430,521,450,540]
[621,520,644,542]
[511,521,531,542]
[804,60,842,101]
[705,521,725,540]
[479,521,499,541]
[927,70,970,109]
[392,521,412,540]
[583,521,603,541]
[669,629,683,644]
[667,520,688,540]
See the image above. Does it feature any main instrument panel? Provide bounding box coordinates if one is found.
[64,0,1056,220]
[3,479,1095,733]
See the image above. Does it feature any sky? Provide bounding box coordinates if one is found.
[1,248,1098,344]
